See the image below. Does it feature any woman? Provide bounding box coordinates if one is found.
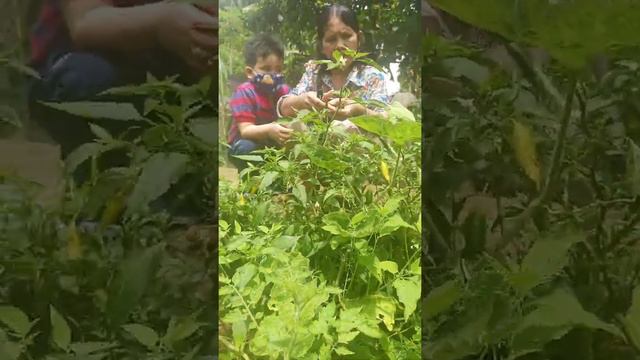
[277,4,390,131]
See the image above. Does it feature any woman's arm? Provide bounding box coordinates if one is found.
[62,0,217,71]
[278,92,327,117]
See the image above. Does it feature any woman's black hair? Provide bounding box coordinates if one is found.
[315,4,360,58]
[314,4,361,98]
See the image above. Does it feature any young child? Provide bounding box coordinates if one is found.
[227,33,292,170]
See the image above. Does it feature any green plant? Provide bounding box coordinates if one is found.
[219,50,421,359]
[423,3,640,358]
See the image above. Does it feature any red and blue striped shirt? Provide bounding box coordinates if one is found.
[228,81,290,145]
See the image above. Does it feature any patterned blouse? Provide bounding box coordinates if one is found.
[288,61,391,109]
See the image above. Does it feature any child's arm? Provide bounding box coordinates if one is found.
[239,122,293,144]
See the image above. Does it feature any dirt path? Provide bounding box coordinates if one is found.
[219,166,239,186]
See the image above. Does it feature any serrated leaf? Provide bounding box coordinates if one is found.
[122,324,158,350]
[106,244,163,328]
[126,152,189,213]
[39,102,142,121]
[380,214,414,236]
[69,342,115,356]
[512,120,541,190]
[188,118,216,146]
[50,306,71,351]
[443,57,490,85]
[376,261,398,277]
[627,138,640,196]
[292,183,307,205]
[163,316,202,347]
[0,306,31,337]
[393,276,421,321]
[232,264,257,290]
[388,101,416,122]
[424,279,463,320]
[623,285,640,349]
[64,143,104,174]
[351,115,421,146]
[259,171,278,191]
[511,287,622,358]
[338,331,359,344]
[231,154,263,162]
[335,346,355,355]
[0,105,21,128]
[510,227,583,294]
[88,123,112,141]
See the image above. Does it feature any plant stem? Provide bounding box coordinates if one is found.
[221,267,259,329]
[390,148,403,190]
[495,76,577,253]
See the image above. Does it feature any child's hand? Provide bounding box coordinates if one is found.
[268,123,294,144]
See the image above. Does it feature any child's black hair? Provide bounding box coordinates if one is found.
[244,33,285,67]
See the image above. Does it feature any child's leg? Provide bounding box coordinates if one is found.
[228,139,261,170]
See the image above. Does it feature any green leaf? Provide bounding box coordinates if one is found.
[273,235,299,250]
[69,342,115,356]
[509,227,583,295]
[0,105,21,128]
[64,143,104,174]
[376,260,398,277]
[122,324,158,350]
[350,115,421,146]
[106,244,163,328]
[335,346,355,355]
[39,102,142,121]
[163,316,203,345]
[292,183,307,206]
[232,263,257,290]
[50,305,71,351]
[126,152,189,213]
[380,197,403,217]
[259,171,278,191]
[442,57,490,85]
[380,214,414,236]
[188,118,217,146]
[510,287,622,358]
[0,329,21,360]
[623,285,640,349]
[88,123,112,141]
[302,145,348,171]
[393,276,421,321]
[627,138,640,196]
[424,279,463,320]
[231,154,264,162]
[0,306,31,337]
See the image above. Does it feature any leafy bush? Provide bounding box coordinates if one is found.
[424,2,640,359]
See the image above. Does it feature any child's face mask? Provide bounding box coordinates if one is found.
[251,72,284,94]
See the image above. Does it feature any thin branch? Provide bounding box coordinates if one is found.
[494,77,577,253]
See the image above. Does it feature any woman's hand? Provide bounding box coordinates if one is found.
[156,3,218,73]
[280,92,327,116]
[326,97,366,120]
